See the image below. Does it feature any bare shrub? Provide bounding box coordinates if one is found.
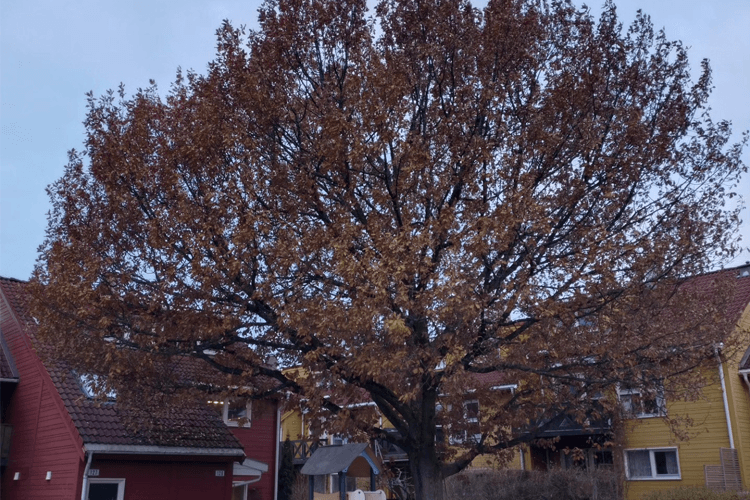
[444,468,619,500]
[641,487,745,500]
[292,473,309,500]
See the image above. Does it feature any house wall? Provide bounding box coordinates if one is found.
[0,287,85,500]
[726,302,750,489]
[281,409,304,441]
[622,369,731,500]
[1,283,244,500]
[623,300,750,500]
[89,455,234,500]
[470,448,523,470]
[231,399,279,500]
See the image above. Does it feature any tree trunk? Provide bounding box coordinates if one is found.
[409,449,445,500]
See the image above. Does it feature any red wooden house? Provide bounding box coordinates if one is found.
[0,276,281,500]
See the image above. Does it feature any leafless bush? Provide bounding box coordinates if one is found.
[444,468,620,500]
[292,473,309,500]
[642,487,745,500]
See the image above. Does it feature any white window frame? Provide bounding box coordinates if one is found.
[232,483,248,500]
[330,435,348,446]
[464,400,480,424]
[208,399,252,427]
[618,387,666,418]
[449,400,481,444]
[624,447,681,480]
[86,478,126,500]
[225,398,252,427]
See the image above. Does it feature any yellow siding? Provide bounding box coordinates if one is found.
[726,302,750,490]
[623,377,731,500]
[470,448,524,470]
[281,410,304,440]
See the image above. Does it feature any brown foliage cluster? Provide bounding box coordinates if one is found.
[32,0,746,497]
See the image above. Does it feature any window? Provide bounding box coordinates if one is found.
[227,398,251,426]
[625,448,680,480]
[208,399,252,427]
[231,484,247,500]
[435,425,445,444]
[561,449,613,471]
[594,450,614,469]
[465,401,479,422]
[618,387,665,418]
[449,400,481,444]
[330,435,347,445]
[87,478,125,500]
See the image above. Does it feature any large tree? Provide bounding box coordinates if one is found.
[33,0,747,498]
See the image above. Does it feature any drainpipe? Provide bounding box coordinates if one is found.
[81,451,93,500]
[274,404,281,500]
[716,345,735,449]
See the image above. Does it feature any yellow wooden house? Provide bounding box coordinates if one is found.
[507,264,750,499]
[616,264,750,498]
[280,264,750,499]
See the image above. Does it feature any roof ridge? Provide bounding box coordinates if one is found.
[0,276,29,284]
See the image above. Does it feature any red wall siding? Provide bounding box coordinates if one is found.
[231,399,279,500]
[0,294,84,500]
[91,455,234,500]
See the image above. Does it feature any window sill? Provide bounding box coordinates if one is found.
[225,421,251,428]
[627,476,681,481]
[625,413,665,419]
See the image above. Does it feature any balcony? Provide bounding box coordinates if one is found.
[286,439,328,465]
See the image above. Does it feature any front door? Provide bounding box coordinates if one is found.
[87,478,125,500]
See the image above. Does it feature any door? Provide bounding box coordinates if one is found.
[87,478,125,500]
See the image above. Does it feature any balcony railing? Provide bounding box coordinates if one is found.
[284,435,409,465]
[373,437,408,462]
[286,439,328,465]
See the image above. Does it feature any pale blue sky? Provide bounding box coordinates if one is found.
[1,0,748,280]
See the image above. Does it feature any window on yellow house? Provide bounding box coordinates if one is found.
[449,400,481,444]
[625,448,680,479]
[561,448,613,470]
[618,385,665,418]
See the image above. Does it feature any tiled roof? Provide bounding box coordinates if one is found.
[0,276,36,327]
[0,277,244,452]
[0,278,26,380]
[690,265,750,325]
[470,370,510,387]
[712,265,750,370]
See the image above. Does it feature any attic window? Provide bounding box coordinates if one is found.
[78,373,117,400]
[208,398,252,427]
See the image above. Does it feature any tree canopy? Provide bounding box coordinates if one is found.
[33,0,747,498]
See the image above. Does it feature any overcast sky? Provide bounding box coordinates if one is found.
[1,0,748,280]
